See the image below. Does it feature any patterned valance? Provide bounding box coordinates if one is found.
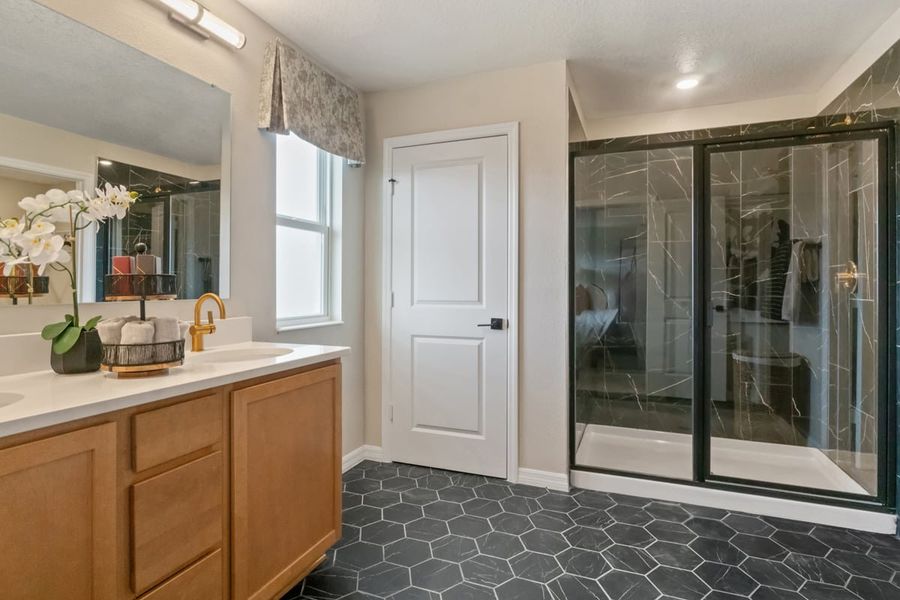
[258,38,365,163]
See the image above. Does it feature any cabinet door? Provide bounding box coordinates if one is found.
[0,422,117,599]
[231,364,341,600]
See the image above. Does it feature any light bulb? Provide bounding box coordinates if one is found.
[158,0,200,21]
[676,78,699,90]
[198,9,247,49]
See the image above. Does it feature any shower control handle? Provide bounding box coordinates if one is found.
[836,260,858,294]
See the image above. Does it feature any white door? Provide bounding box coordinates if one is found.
[388,135,510,478]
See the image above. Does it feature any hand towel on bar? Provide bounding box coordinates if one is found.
[121,321,155,345]
[150,317,180,343]
[781,241,804,322]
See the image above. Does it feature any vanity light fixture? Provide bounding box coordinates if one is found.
[154,0,246,49]
[676,77,700,90]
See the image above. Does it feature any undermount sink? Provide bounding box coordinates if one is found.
[191,347,293,363]
[0,392,24,408]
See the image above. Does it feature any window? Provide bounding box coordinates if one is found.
[275,133,339,329]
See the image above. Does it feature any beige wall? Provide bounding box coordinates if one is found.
[363,61,571,475]
[0,113,220,184]
[0,0,367,454]
[0,176,58,216]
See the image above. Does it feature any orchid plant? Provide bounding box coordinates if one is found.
[0,184,138,354]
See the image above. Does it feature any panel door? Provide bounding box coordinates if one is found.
[389,135,509,478]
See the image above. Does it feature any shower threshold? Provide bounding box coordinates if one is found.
[575,424,868,495]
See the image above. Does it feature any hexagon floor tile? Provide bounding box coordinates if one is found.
[282,461,900,600]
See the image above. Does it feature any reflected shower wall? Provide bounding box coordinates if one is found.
[573,147,694,479]
[95,159,221,299]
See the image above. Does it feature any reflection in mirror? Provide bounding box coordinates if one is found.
[94,160,221,301]
[0,165,82,304]
[0,0,230,305]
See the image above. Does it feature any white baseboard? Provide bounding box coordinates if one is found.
[571,469,897,534]
[342,445,386,472]
[516,468,570,492]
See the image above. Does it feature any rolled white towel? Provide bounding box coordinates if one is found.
[178,320,190,340]
[121,321,155,345]
[97,317,125,345]
[150,317,181,343]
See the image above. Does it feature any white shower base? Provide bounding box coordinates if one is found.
[575,424,867,495]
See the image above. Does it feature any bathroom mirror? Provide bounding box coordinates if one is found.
[0,0,231,305]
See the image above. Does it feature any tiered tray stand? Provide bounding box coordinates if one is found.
[101,273,183,377]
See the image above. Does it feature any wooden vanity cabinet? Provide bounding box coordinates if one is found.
[0,423,117,600]
[231,363,342,600]
[0,359,341,600]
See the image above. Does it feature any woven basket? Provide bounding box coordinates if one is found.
[101,339,185,367]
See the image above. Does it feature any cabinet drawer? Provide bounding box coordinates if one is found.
[133,393,222,472]
[132,452,223,593]
[139,549,223,600]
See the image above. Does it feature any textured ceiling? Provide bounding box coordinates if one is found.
[237,0,900,120]
[0,0,229,166]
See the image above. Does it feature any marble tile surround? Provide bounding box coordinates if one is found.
[284,461,900,600]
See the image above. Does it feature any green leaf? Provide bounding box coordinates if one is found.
[41,320,71,341]
[63,314,74,323]
[83,315,102,331]
[52,324,83,355]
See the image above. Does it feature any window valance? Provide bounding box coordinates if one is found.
[258,38,365,163]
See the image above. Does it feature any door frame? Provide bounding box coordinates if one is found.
[381,122,520,482]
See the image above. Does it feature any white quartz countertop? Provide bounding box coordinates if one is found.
[0,341,349,438]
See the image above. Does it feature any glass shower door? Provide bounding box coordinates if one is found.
[706,134,884,497]
[572,147,695,480]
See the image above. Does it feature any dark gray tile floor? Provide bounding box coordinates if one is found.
[283,461,900,600]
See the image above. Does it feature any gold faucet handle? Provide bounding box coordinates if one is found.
[207,310,215,325]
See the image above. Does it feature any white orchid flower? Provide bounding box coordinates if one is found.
[0,218,23,241]
[21,189,70,222]
[25,234,70,274]
[22,219,56,239]
[18,195,49,213]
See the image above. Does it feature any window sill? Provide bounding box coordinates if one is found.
[276,319,344,333]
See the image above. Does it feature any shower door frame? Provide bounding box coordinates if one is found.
[568,121,897,512]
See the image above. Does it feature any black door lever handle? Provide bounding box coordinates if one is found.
[476,318,505,330]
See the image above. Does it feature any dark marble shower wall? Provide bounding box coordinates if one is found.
[817,38,900,521]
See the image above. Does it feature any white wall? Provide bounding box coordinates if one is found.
[0,0,366,454]
[363,61,571,475]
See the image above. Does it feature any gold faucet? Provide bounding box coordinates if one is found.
[189,293,226,352]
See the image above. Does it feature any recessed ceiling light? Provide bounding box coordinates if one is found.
[98,159,113,166]
[676,78,699,90]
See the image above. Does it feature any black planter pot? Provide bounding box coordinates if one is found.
[50,329,102,374]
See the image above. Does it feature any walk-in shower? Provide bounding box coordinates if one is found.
[570,124,895,510]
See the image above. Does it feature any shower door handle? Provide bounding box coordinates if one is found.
[836,260,858,293]
[477,318,505,330]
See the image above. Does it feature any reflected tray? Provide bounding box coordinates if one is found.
[104,273,176,301]
[0,275,49,296]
